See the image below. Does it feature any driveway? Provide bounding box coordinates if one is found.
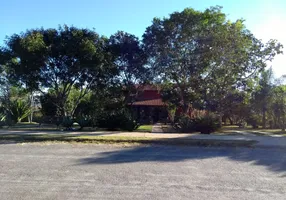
[0,143,285,200]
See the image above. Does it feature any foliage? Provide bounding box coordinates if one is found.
[269,83,286,130]
[203,22,282,126]
[40,93,58,117]
[250,69,274,128]
[76,117,91,130]
[0,107,6,127]
[32,111,43,124]
[194,115,221,134]
[3,25,116,117]
[143,6,282,126]
[143,7,222,113]
[97,109,139,131]
[0,6,284,132]
[221,90,250,125]
[8,99,31,123]
[108,31,150,105]
[61,117,74,130]
[176,115,197,133]
[120,110,140,131]
[109,31,148,84]
[176,114,220,134]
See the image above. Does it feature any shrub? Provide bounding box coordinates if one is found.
[247,115,259,128]
[9,99,31,123]
[176,115,196,133]
[176,114,220,134]
[97,109,139,131]
[61,117,73,130]
[32,111,43,124]
[120,110,140,131]
[0,120,5,127]
[97,111,122,130]
[194,115,221,134]
[76,117,90,130]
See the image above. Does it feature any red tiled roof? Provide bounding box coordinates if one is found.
[134,84,161,91]
[131,98,165,106]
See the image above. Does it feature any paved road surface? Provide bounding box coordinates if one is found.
[0,143,285,200]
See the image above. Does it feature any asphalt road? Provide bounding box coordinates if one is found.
[0,143,285,200]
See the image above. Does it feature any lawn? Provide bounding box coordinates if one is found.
[0,133,256,147]
[137,125,153,132]
[220,125,286,136]
[0,134,153,145]
[2,123,154,133]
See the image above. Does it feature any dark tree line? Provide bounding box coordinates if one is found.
[0,6,284,131]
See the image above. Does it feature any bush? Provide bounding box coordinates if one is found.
[32,111,43,124]
[194,115,221,134]
[9,99,31,123]
[97,111,122,130]
[176,115,196,133]
[97,109,139,131]
[0,120,6,127]
[76,117,90,130]
[61,117,73,130]
[120,110,140,131]
[176,114,220,134]
[247,115,259,128]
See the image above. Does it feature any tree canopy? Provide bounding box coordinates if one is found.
[0,6,284,131]
[2,25,116,116]
[143,6,283,125]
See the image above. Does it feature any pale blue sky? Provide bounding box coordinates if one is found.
[1,0,285,76]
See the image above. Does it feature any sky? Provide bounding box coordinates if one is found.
[1,0,285,77]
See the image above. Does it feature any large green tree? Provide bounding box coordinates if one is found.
[271,83,286,131]
[3,25,116,117]
[250,69,274,128]
[143,7,220,113]
[203,22,282,125]
[143,6,283,125]
[108,31,149,104]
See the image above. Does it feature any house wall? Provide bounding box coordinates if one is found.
[138,90,161,100]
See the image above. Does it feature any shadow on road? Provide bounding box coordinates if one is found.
[79,145,286,174]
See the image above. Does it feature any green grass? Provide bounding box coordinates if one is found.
[220,126,286,136]
[0,134,153,145]
[0,133,256,147]
[137,125,153,132]
[2,123,154,133]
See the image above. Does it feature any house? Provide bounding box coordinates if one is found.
[130,85,168,124]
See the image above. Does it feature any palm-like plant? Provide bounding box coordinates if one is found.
[8,100,31,123]
[0,112,5,121]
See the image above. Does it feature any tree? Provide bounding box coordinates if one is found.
[143,6,283,126]
[251,69,274,128]
[108,31,149,104]
[3,25,116,117]
[201,19,282,126]
[219,90,250,125]
[271,84,286,131]
[40,93,58,117]
[143,7,220,113]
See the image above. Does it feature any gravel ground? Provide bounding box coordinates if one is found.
[0,143,285,200]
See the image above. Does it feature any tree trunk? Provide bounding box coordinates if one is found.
[218,112,223,127]
[282,115,285,132]
[228,116,233,125]
[262,106,266,129]
[29,92,34,123]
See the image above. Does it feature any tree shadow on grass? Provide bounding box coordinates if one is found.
[79,145,286,175]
